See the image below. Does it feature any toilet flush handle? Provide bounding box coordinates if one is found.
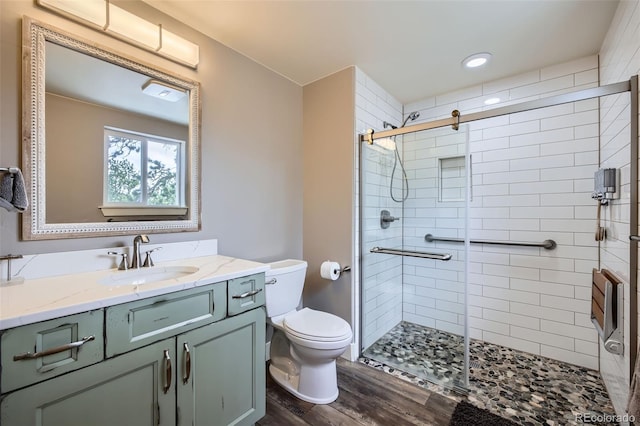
[265,278,277,285]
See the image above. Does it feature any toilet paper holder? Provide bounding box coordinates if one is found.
[335,265,351,274]
[320,261,351,281]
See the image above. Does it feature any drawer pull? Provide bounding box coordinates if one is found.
[232,288,263,299]
[13,335,95,361]
[163,349,172,394]
[182,342,191,384]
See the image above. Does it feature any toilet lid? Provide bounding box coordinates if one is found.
[284,308,352,342]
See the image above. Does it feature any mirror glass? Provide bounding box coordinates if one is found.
[22,18,201,239]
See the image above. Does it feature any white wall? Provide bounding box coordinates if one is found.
[355,67,404,349]
[302,68,355,328]
[404,55,602,369]
[598,0,640,415]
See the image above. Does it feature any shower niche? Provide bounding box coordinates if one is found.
[438,156,467,202]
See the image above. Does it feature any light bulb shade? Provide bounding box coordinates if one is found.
[37,0,106,27]
[108,4,159,50]
[37,0,200,69]
[160,29,200,68]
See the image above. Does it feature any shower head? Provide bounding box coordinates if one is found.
[401,111,420,127]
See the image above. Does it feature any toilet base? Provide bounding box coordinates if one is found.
[269,363,339,404]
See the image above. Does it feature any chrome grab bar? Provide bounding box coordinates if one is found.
[424,234,557,250]
[370,247,452,261]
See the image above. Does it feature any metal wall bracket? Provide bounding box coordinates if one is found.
[451,110,460,131]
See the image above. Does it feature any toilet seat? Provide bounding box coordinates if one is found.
[284,308,352,342]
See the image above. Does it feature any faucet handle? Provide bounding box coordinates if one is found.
[143,247,162,268]
[108,251,129,271]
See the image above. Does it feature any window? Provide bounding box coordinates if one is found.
[102,127,186,215]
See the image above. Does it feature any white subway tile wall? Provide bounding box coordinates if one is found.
[356,6,638,410]
[355,67,404,349]
[404,54,602,370]
[598,0,640,416]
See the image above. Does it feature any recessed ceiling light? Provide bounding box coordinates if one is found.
[462,52,492,69]
[484,97,500,105]
[141,79,186,102]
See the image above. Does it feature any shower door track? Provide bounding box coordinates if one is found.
[359,80,632,142]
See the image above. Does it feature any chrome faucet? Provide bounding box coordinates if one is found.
[131,235,150,269]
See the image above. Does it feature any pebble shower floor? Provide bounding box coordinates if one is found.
[361,321,617,425]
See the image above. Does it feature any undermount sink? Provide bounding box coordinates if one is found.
[98,266,200,286]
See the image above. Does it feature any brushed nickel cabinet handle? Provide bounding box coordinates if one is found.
[163,349,172,394]
[182,342,191,385]
[13,335,95,361]
[232,288,263,299]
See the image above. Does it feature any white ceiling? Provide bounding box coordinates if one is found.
[143,0,619,104]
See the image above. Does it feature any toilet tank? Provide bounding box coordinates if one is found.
[264,259,308,318]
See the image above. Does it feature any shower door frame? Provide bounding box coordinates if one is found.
[357,75,639,384]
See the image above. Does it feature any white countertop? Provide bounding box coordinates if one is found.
[0,255,269,330]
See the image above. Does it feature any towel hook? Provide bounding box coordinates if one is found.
[0,167,20,174]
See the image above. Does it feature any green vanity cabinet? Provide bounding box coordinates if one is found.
[177,307,266,426]
[0,273,267,426]
[1,338,176,426]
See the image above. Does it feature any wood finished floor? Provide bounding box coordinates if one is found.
[256,358,457,426]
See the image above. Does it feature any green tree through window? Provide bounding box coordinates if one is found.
[105,128,184,208]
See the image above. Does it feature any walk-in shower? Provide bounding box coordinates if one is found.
[358,75,638,422]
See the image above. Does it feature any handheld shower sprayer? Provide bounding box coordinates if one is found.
[402,111,420,127]
[379,111,421,203]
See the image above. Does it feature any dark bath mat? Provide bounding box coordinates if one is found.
[449,400,518,426]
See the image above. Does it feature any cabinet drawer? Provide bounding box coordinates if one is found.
[106,281,226,357]
[1,310,104,393]
[228,273,265,316]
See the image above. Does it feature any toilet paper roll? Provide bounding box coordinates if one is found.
[320,261,341,281]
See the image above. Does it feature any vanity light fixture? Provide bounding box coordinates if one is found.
[462,52,492,69]
[36,0,200,68]
[484,97,501,105]
[142,79,186,102]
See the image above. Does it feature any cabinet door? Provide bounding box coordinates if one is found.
[1,338,176,426]
[177,308,265,426]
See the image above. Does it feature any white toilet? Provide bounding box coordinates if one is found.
[265,259,352,404]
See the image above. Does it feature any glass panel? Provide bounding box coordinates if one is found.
[107,135,142,203]
[147,140,179,206]
[361,124,470,390]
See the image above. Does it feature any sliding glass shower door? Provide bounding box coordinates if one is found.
[360,124,470,390]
